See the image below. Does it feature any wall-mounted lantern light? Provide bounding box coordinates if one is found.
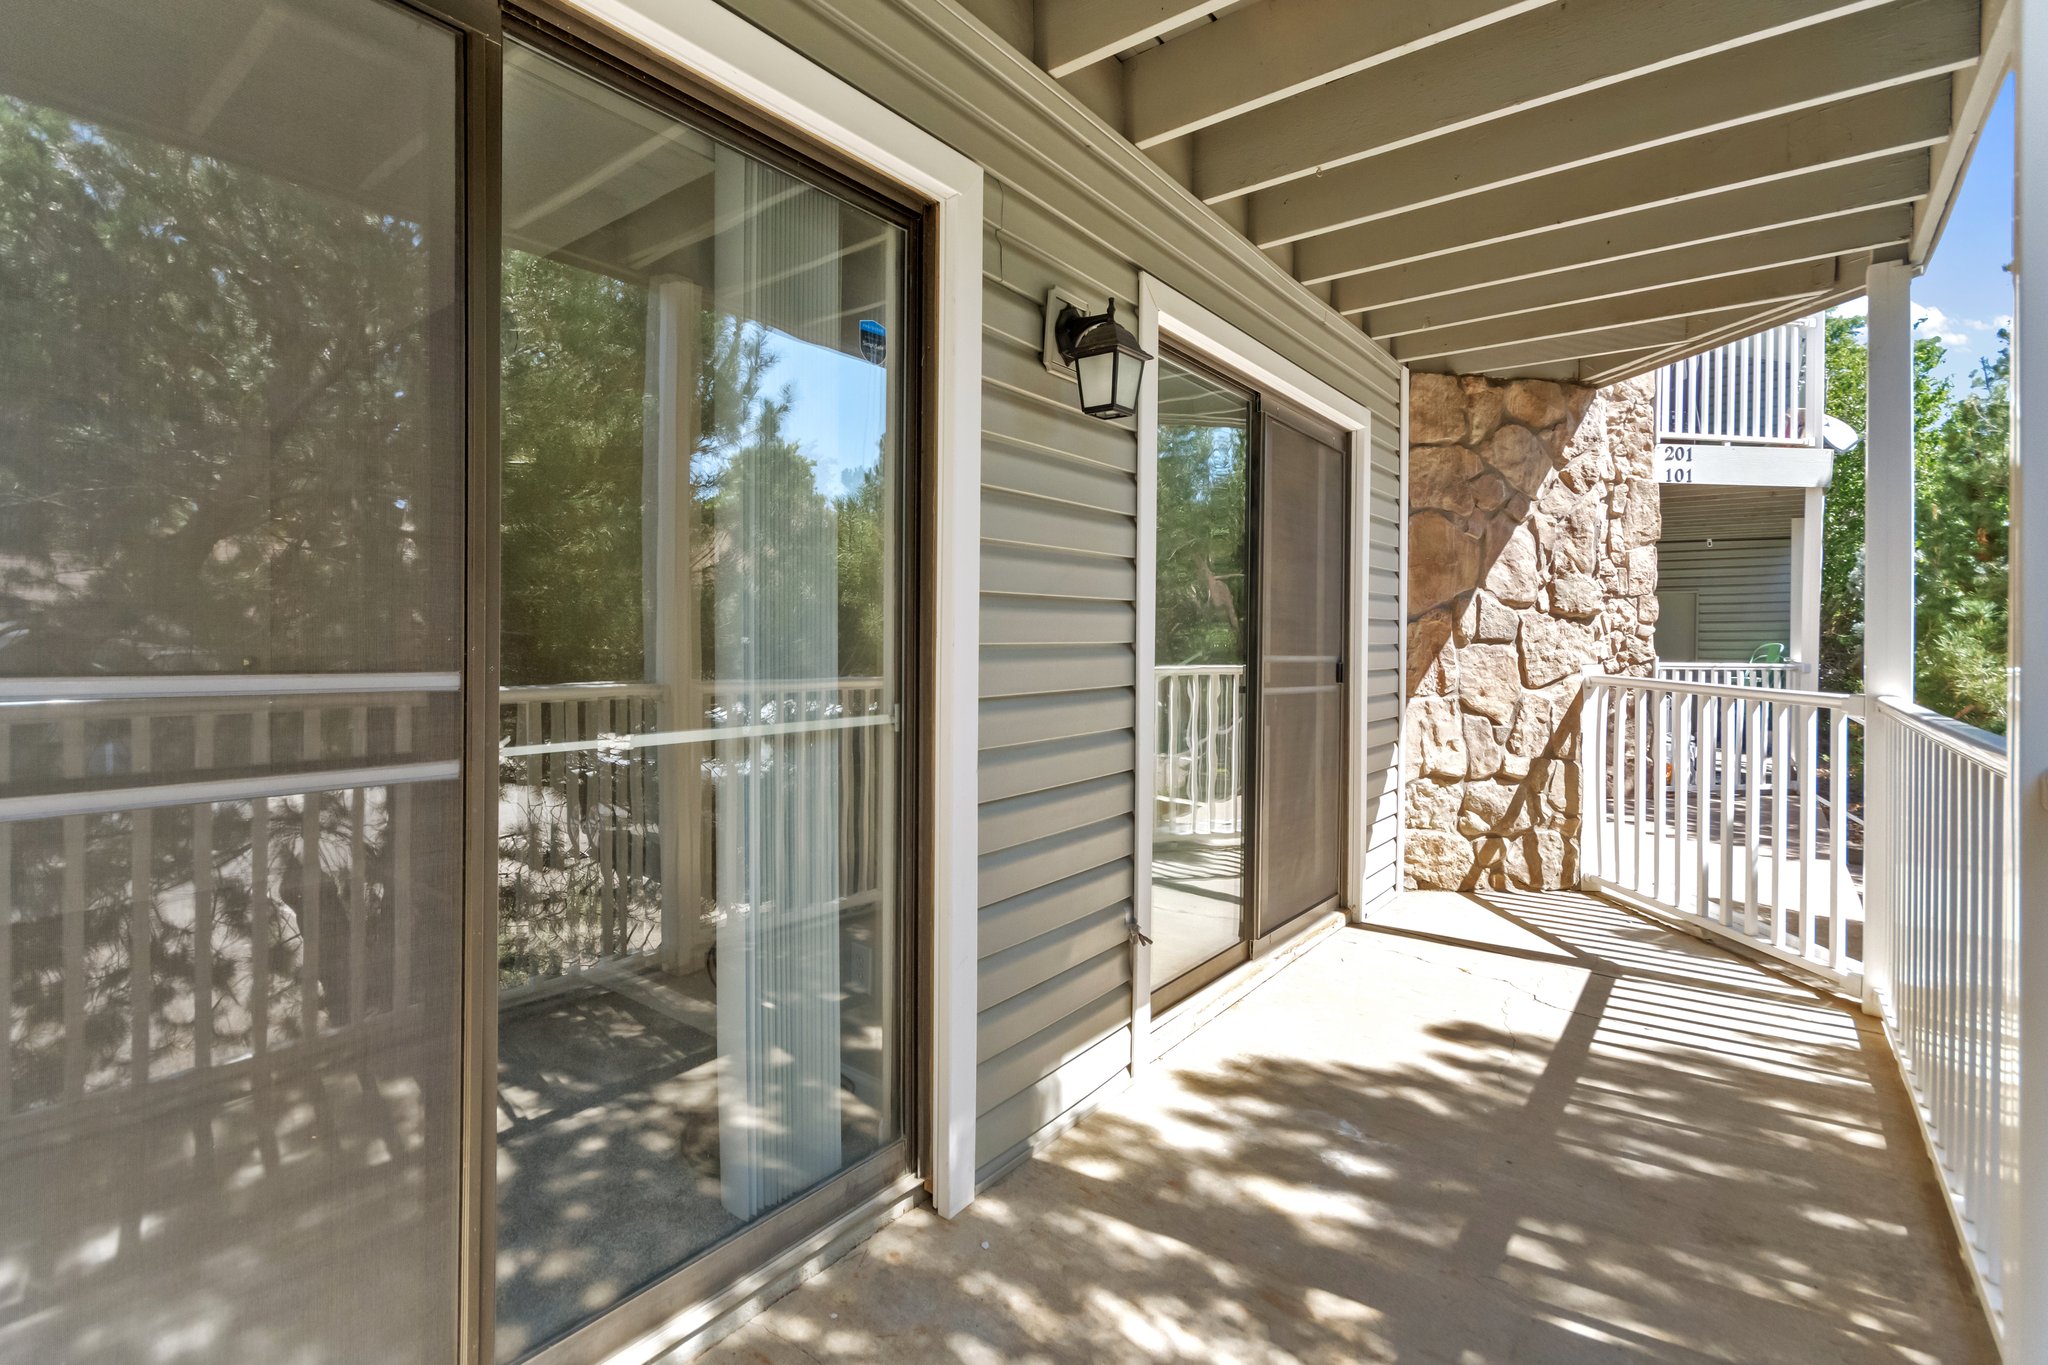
[1044,292,1152,420]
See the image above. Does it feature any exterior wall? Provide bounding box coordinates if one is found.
[709,0,1405,1182]
[1656,485,1800,661]
[1403,375,1658,891]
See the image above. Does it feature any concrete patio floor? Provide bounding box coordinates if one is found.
[709,889,1996,1364]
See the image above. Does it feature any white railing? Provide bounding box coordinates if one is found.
[1655,318,1823,446]
[1581,673,1866,981]
[1155,664,1245,838]
[496,677,890,994]
[1869,698,2014,1322]
[1655,661,1808,690]
[0,675,455,1136]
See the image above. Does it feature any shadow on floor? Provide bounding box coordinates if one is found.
[712,889,1996,1364]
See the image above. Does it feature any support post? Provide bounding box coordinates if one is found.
[2009,3,2047,1355]
[1789,486,1825,675]
[646,277,704,977]
[1861,259,1916,1019]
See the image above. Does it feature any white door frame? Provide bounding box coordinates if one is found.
[562,0,985,1219]
[1133,274,1375,1072]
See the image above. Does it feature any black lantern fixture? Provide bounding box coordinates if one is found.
[1054,297,1152,420]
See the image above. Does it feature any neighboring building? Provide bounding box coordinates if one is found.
[1650,319,1831,676]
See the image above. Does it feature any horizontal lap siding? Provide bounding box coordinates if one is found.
[976,192,1143,1178]
[1361,416,1404,909]
[1658,539,1794,661]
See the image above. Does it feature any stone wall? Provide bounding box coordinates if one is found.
[1403,374,1659,890]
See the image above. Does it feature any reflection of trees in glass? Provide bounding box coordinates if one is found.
[0,98,448,676]
[1156,418,1248,667]
[500,253,649,686]
[499,252,889,686]
[0,95,458,1098]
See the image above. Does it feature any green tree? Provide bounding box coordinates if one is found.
[1815,315,1954,695]
[1916,336,2011,728]
[1155,418,1248,666]
[1817,315,2011,730]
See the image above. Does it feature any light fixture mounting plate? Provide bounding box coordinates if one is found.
[1041,285,1095,378]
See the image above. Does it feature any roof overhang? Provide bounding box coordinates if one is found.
[1036,0,2011,381]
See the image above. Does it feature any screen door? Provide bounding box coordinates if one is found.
[1253,405,1348,941]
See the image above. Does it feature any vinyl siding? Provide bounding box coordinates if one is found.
[1659,539,1794,661]
[704,0,1407,1186]
[974,194,1142,1177]
[1361,414,1404,910]
[1657,485,1799,661]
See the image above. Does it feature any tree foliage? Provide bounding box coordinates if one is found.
[1818,315,2011,730]
[1155,417,1248,667]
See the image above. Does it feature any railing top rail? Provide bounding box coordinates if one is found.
[1154,662,1247,675]
[1654,660,1809,673]
[0,672,460,702]
[499,677,884,702]
[1874,695,2008,768]
[1585,671,1865,715]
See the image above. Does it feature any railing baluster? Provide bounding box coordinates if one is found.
[394,704,414,1011]
[1798,704,1818,965]
[347,705,369,1026]
[1770,699,1789,951]
[1743,695,1763,938]
[1830,708,1849,972]
[61,717,86,1100]
[130,715,153,1084]
[251,713,272,1058]
[1610,682,1626,881]
[300,707,322,1040]
[1674,691,1693,917]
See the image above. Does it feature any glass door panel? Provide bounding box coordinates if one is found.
[1254,407,1348,939]
[494,39,911,1362]
[0,2,467,1361]
[1149,354,1252,997]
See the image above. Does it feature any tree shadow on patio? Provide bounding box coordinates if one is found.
[714,890,1994,1364]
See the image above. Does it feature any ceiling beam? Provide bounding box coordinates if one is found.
[1390,260,1843,362]
[1286,83,1947,277]
[1037,0,1234,79]
[1124,0,1550,147]
[1360,208,1911,338]
[1245,0,1976,242]
[1336,167,1924,315]
[1194,0,1901,202]
[1420,304,1778,375]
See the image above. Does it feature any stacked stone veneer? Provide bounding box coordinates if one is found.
[1404,373,1659,891]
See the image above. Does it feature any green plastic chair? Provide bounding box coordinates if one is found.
[1749,643,1788,664]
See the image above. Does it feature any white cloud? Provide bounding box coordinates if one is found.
[1913,303,1978,346]
[1825,297,1991,347]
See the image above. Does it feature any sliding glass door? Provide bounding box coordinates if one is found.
[1149,353,1253,1002]
[0,1,468,1360]
[492,33,915,1362]
[0,7,924,1360]
[1253,405,1348,941]
[1150,354,1349,1005]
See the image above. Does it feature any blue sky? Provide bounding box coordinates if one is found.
[1832,75,2015,389]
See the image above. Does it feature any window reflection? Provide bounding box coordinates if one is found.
[0,2,465,1362]
[1151,356,1251,993]
[494,43,907,1361]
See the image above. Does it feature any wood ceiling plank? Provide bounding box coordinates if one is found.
[1243,0,1975,242]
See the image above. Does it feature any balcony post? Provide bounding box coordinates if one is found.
[1789,487,1825,674]
[1860,260,1915,1019]
[2010,1,2047,1354]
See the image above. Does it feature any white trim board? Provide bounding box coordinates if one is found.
[1132,273,1375,1074]
[561,0,985,1222]
[1656,442,1834,488]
